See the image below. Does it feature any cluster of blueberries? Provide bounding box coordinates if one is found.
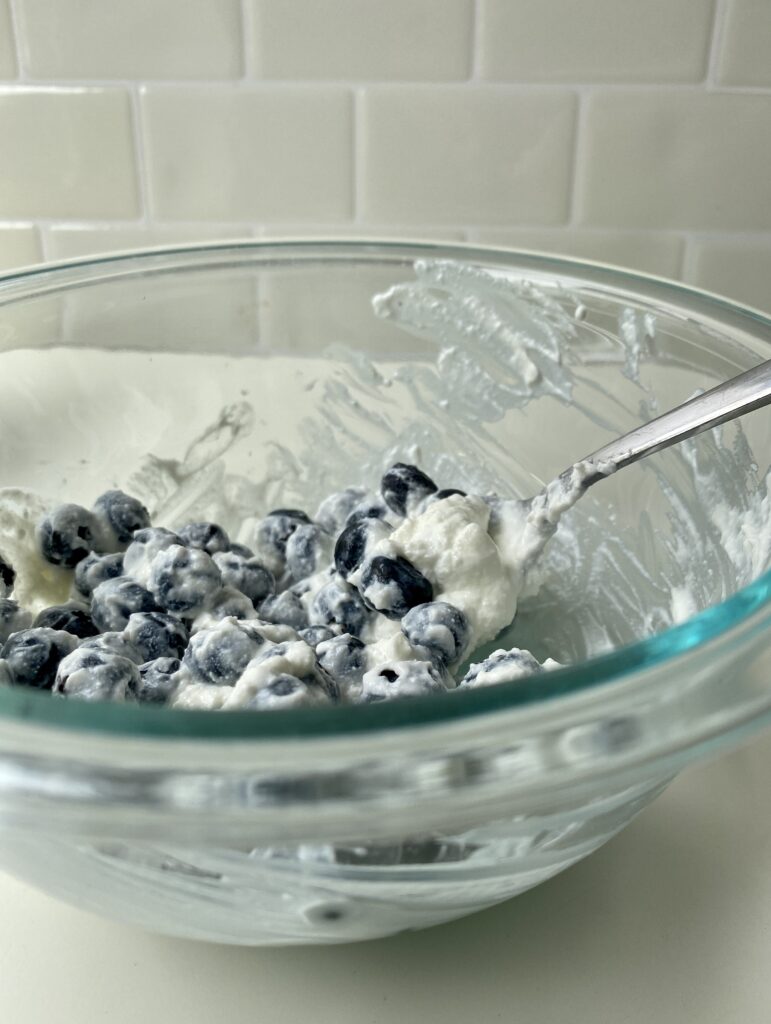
[0,465,543,709]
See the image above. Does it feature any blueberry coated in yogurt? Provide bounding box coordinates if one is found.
[0,467,567,708]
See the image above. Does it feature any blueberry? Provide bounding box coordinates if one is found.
[37,503,96,568]
[315,487,370,534]
[34,603,99,639]
[380,464,437,517]
[132,657,182,705]
[249,639,292,664]
[228,542,254,558]
[73,552,124,600]
[123,611,188,662]
[183,620,259,685]
[360,659,448,702]
[316,633,366,685]
[191,587,256,631]
[254,673,300,697]
[401,601,469,665]
[92,490,151,551]
[345,502,389,525]
[123,528,182,586]
[255,509,312,566]
[2,628,77,689]
[285,524,331,581]
[54,647,139,702]
[0,599,32,645]
[237,618,297,645]
[299,625,337,649]
[91,577,157,632]
[310,578,369,636]
[211,551,275,607]
[334,516,391,580]
[177,521,230,555]
[359,555,433,619]
[259,590,309,631]
[420,488,467,512]
[0,553,15,597]
[248,640,339,702]
[78,631,143,664]
[245,674,333,710]
[147,544,222,616]
[459,648,543,689]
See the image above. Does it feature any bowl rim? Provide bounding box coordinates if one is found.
[0,237,769,741]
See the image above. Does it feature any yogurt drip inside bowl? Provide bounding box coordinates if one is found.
[0,255,769,708]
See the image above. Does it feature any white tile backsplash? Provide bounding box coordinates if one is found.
[468,228,684,278]
[0,0,16,78]
[0,87,139,219]
[479,0,715,83]
[142,86,353,221]
[0,2,768,316]
[361,87,576,223]
[46,224,254,260]
[687,238,771,313]
[718,0,771,87]
[15,0,244,79]
[578,91,771,231]
[250,0,473,81]
[259,224,466,241]
[0,226,41,269]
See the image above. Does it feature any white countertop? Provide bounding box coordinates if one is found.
[2,730,771,1024]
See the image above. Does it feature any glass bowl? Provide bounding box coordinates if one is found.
[0,241,769,946]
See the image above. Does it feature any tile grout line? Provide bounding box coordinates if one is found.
[675,232,687,280]
[238,0,255,80]
[565,92,585,228]
[0,77,768,94]
[352,88,365,224]
[6,0,26,81]
[37,224,51,261]
[128,86,151,225]
[469,0,481,82]
[4,219,771,241]
[680,234,699,283]
[705,0,730,88]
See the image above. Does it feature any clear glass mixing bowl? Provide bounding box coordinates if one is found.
[0,242,769,945]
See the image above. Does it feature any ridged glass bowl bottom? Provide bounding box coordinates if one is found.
[0,774,668,944]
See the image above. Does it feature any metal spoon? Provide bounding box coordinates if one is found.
[562,357,771,490]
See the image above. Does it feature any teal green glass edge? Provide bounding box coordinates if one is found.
[0,241,768,739]
[0,568,768,739]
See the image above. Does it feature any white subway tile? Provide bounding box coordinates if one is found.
[142,87,353,222]
[258,263,434,357]
[718,0,771,87]
[16,0,243,79]
[361,87,576,224]
[469,228,684,278]
[688,238,771,315]
[479,0,714,82]
[0,0,16,78]
[259,224,466,240]
[579,91,771,231]
[0,226,41,270]
[46,224,253,260]
[50,242,260,355]
[250,0,472,80]
[60,274,260,355]
[0,88,139,219]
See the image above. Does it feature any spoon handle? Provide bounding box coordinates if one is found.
[569,357,771,488]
